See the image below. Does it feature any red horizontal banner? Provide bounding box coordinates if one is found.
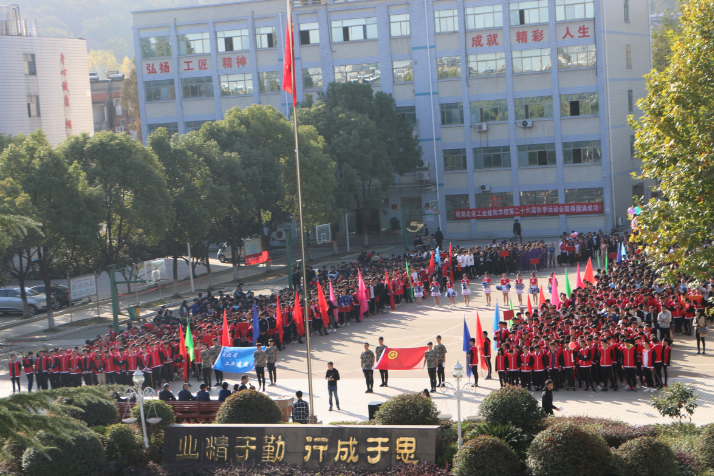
[374,346,428,370]
[244,251,270,265]
[454,202,603,220]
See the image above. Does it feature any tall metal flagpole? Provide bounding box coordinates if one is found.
[286,0,316,423]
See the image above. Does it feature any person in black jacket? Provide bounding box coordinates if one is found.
[159,383,176,401]
[513,220,522,242]
[326,362,340,411]
[434,228,444,249]
[542,379,561,415]
[178,383,196,401]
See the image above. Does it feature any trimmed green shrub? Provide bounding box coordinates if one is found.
[130,399,176,434]
[467,422,532,456]
[54,396,118,427]
[698,424,714,469]
[22,431,105,476]
[374,393,440,426]
[674,450,704,476]
[453,435,522,476]
[595,423,657,448]
[614,437,678,476]
[527,422,611,476]
[478,384,544,431]
[215,389,283,424]
[2,437,27,474]
[105,423,138,461]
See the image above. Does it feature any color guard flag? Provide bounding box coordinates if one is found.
[527,294,533,315]
[584,257,596,284]
[293,292,305,336]
[462,317,472,377]
[222,309,231,347]
[281,2,297,106]
[576,263,584,289]
[252,302,260,344]
[492,302,500,350]
[275,295,284,342]
[374,346,428,370]
[539,285,546,306]
[185,316,194,364]
[179,324,188,382]
[475,314,488,371]
[317,282,330,327]
[552,274,561,309]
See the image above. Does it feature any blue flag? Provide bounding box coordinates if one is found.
[212,346,265,373]
[492,302,500,350]
[463,317,472,377]
[617,242,622,264]
[435,247,441,266]
[621,243,628,261]
[253,302,260,344]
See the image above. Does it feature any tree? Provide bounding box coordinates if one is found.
[651,10,682,72]
[61,131,174,275]
[120,66,141,143]
[629,0,714,283]
[87,49,120,79]
[649,382,699,424]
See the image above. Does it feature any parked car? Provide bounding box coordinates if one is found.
[29,284,74,309]
[0,288,49,316]
[217,242,243,264]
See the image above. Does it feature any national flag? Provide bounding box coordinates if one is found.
[463,317,472,376]
[179,324,188,382]
[527,294,533,315]
[576,263,584,289]
[475,313,487,370]
[428,251,435,276]
[275,294,284,343]
[317,282,330,327]
[385,270,395,310]
[552,273,561,309]
[584,257,596,284]
[293,292,305,336]
[492,302,500,350]
[185,316,194,364]
[373,346,428,370]
[405,260,414,300]
[565,268,572,297]
[539,285,546,306]
[329,279,338,323]
[222,309,231,347]
[252,302,260,344]
[281,2,297,106]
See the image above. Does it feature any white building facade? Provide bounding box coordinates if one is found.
[131,0,653,238]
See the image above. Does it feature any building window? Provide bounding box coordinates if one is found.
[333,63,381,84]
[467,52,506,77]
[470,100,508,123]
[630,135,635,157]
[510,1,549,26]
[437,56,461,79]
[564,187,604,203]
[434,9,459,33]
[23,54,36,75]
[302,68,323,90]
[626,44,632,68]
[140,36,172,59]
[632,182,645,200]
[520,189,559,205]
[474,146,511,169]
[393,60,414,83]
[512,48,551,74]
[440,103,464,125]
[220,74,253,96]
[517,143,556,167]
[555,0,594,21]
[217,29,250,52]
[396,106,417,127]
[144,79,176,102]
[184,120,211,132]
[178,33,210,55]
[27,96,40,117]
[627,90,633,112]
[563,140,602,164]
[299,23,320,45]
[515,96,554,120]
[258,71,281,93]
[255,26,276,49]
[390,14,410,37]
[444,149,468,171]
[331,18,378,42]
[147,123,179,135]
[476,192,514,208]
[560,92,599,116]
[465,5,503,30]
[445,194,469,221]
[624,0,630,21]
[181,77,214,99]
[557,44,597,69]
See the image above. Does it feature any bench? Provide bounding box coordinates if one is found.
[198,401,222,422]
[167,402,203,422]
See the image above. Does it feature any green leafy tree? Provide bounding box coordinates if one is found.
[651,10,682,72]
[650,382,699,424]
[629,0,714,283]
[120,65,141,143]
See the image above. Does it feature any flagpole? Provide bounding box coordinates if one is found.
[286,0,316,423]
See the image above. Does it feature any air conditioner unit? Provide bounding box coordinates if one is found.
[480,184,491,192]
[274,230,285,240]
[516,119,533,128]
[115,126,125,132]
[474,122,488,132]
[416,171,430,182]
[416,159,428,168]
[617,216,624,226]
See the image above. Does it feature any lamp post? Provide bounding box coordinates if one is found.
[442,361,476,449]
[123,369,159,449]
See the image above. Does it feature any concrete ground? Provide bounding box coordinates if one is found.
[1,239,712,426]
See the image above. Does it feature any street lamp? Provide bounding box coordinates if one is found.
[123,369,160,449]
[442,361,476,449]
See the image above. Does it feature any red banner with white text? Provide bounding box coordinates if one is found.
[454,202,603,220]
[244,251,270,265]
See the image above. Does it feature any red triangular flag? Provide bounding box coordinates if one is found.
[281,8,296,106]
[293,292,305,336]
[179,325,188,382]
[584,257,596,284]
[317,282,330,327]
[527,294,533,315]
[385,270,395,310]
[576,263,584,289]
[221,309,231,347]
[539,285,546,308]
[276,295,284,343]
[475,314,488,371]
[428,251,435,276]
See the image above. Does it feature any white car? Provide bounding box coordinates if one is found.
[0,287,48,316]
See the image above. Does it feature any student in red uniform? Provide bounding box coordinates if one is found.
[467,338,480,387]
[529,273,539,305]
[662,338,672,387]
[532,345,547,391]
[520,346,533,391]
[650,336,664,390]
[49,349,61,389]
[562,342,576,391]
[495,348,507,387]
[577,339,595,392]
[70,348,83,387]
[482,272,493,306]
[22,352,35,392]
[622,338,638,391]
[500,273,511,306]
[9,354,22,392]
[35,349,49,390]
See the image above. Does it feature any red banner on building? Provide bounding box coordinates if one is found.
[244,251,270,265]
[454,202,603,220]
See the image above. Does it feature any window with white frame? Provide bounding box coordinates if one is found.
[512,48,551,74]
[302,68,323,89]
[181,77,214,99]
[255,26,276,49]
[520,189,559,204]
[563,141,602,164]
[564,187,603,203]
[259,71,281,93]
[217,29,250,52]
[474,146,512,169]
[440,103,464,125]
[144,79,176,102]
[555,0,594,21]
[560,93,599,116]
[444,149,468,171]
[396,106,417,127]
[390,14,410,37]
[434,9,459,33]
[27,96,40,117]
[465,5,503,30]
[467,52,506,76]
[518,143,556,167]
[557,44,597,69]
[470,100,508,122]
[509,0,548,25]
[178,33,210,55]
[220,74,253,96]
[140,36,172,59]
[147,123,179,135]
[445,194,469,221]
[331,18,378,42]
[437,56,461,79]
[299,23,320,45]
[393,60,414,83]
[333,63,381,84]
[515,96,554,119]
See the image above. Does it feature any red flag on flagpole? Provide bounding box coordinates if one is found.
[317,282,330,327]
[281,3,297,107]
[221,309,231,347]
[527,294,533,315]
[179,325,188,382]
[385,270,395,310]
[428,251,435,276]
[276,295,284,343]
[448,243,454,283]
[293,292,305,336]
[539,285,546,308]
[373,346,428,370]
[475,314,488,371]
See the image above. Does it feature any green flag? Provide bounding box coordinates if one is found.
[509,299,515,327]
[185,317,194,363]
[605,253,609,271]
[565,268,572,297]
[405,259,414,300]
[597,252,601,270]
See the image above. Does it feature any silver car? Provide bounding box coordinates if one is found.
[0,287,48,316]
